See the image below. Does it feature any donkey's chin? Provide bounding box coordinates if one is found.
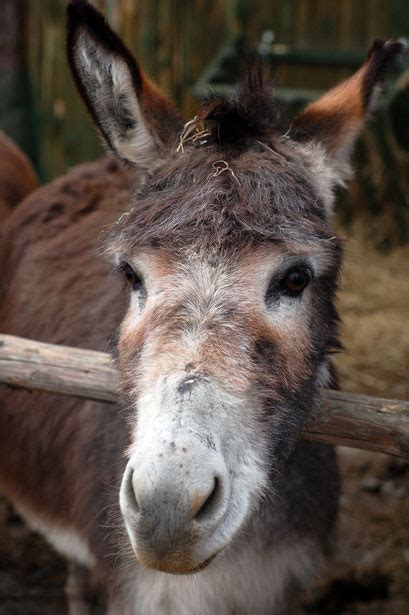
[125,501,251,575]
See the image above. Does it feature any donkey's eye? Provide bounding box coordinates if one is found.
[282,267,311,295]
[118,262,143,291]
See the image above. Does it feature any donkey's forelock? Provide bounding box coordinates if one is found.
[198,58,280,146]
[105,141,339,258]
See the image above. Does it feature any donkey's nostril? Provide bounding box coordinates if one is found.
[194,476,222,522]
[126,469,140,513]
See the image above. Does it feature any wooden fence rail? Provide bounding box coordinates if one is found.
[0,334,408,459]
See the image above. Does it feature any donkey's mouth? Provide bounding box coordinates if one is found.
[171,553,218,575]
[133,546,219,575]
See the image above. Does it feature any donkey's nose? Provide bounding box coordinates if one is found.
[128,466,226,525]
[119,448,229,570]
[191,476,221,520]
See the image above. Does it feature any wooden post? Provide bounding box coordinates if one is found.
[0,333,408,459]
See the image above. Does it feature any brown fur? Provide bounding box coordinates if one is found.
[0,157,139,577]
[0,131,39,224]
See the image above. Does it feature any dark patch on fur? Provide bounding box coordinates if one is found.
[105,158,121,173]
[177,375,202,395]
[327,361,340,390]
[199,59,278,147]
[253,338,278,367]
[62,183,81,198]
[73,195,99,219]
[43,202,66,223]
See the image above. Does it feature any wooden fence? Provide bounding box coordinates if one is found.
[1,334,408,459]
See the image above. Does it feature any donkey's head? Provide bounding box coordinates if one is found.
[67,1,403,574]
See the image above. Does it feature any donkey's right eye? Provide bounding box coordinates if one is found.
[118,262,143,291]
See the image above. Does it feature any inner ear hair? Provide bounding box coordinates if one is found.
[66,0,182,167]
[290,39,405,154]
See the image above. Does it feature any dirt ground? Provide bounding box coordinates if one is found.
[0,229,408,614]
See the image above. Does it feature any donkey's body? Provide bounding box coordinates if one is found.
[0,155,338,614]
[0,2,403,613]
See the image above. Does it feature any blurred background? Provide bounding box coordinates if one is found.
[0,1,408,613]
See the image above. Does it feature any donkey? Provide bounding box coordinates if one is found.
[0,1,403,613]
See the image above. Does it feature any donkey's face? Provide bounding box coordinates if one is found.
[110,159,341,574]
[68,1,402,574]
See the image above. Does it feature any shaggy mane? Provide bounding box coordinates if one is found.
[198,59,279,146]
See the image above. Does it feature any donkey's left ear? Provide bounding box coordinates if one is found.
[67,0,182,168]
[290,39,405,188]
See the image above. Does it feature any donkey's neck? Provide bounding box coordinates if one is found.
[128,542,318,615]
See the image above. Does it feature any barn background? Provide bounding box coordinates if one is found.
[0,1,408,613]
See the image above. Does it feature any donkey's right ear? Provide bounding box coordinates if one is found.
[66,0,182,168]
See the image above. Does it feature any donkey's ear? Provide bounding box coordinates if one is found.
[290,39,404,184]
[66,1,182,168]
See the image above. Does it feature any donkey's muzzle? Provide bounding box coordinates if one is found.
[120,441,229,573]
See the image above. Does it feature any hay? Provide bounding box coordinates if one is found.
[335,222,409,400]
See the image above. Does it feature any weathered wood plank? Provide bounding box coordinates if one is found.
[0,333,117,404]
[0,333,408,459]
[304,390,409,458]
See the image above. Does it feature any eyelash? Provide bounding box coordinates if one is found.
[116,261,144,291]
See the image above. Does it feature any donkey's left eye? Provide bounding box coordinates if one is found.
[118,262,143,291]
[281,267,311,295]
